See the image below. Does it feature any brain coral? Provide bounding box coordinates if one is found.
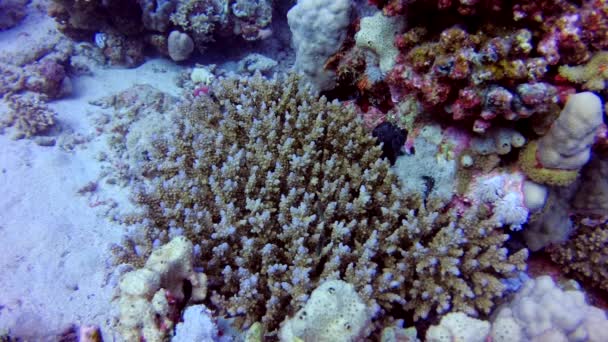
[122,74,527,335]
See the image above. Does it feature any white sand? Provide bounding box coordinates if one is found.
[0,2,184,340]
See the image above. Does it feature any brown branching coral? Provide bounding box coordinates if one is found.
[548,221,608,293]
[1,92,56,138]
[123,74,527,334]
[342,198,528,322]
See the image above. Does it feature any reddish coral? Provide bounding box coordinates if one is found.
[387,23,563,132]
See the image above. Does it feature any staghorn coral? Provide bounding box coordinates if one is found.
[115,74,527,335]
[1,92,56,138]
[548,221,608,293]
[387,200,528,320]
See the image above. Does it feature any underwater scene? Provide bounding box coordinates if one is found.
[0,0,607,341]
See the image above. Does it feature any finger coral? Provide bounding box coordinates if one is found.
[121,74,527,335]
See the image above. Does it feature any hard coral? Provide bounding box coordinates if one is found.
[1,92,56,139]
[519,92,604,186]
[548,221,608,293]
[124,74,527,335]
[388,25,560,133]
[116,236,207,342]
[559,50,608,90]
[490,275,608,342]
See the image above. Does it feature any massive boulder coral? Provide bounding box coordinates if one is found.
[116,236,207,342]
[279,280,371,342]
[490,275,608,342]
[425,276,608,342]
[287,0,352,90]
[425,312,490,342]
[115,74,527,335]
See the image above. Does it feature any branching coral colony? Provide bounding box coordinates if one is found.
[117,74,527,336]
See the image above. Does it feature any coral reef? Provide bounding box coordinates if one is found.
[388,24,561,133]
[48,0,275,66]
[377,0,608,66]
[0,32,74,99]
[342,0,607,142]
[116,236,207,342]
[278,280,371,342]
[167,30,194,62]
[548,221,608,293]
[0,0,29,30]
[425,312,490,342]
[287,0,352,90]
[1,92,56,139]
[519,92,604,186]
[111,74,527,336]
[169,0,228,47]
[490,275,608,341]
[559,50,608,91]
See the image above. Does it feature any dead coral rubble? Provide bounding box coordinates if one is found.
[118,74,527,335]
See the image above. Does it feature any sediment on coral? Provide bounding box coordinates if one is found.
[111,73,528,336]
